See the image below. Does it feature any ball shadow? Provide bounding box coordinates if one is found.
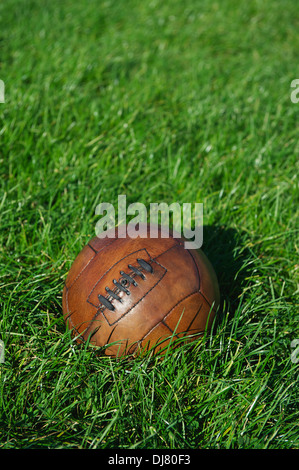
[200,224,252,322]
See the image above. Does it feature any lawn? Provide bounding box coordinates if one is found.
[0,0,298,449]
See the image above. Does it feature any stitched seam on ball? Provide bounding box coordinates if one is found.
[200,291,214,308]
[87,237,117,254]
[69,237,178,298]
[130,294,207,355]
[187,250,216,308]
[152,242,179,261]
[161,320,173,333]
[65,304,94,341]
[137,290,199,344]
[186,302,203,331]
[86,248,154,309]
[186,249,201,292]
[65,289,76,329]
[149,302,204,349]
[84,259,168,337]
[65,294,76,329]
[153,243,201,290]
[65,235,182,340]
[68,238,118,289]
[87,243,98,253]
[65,287,70,322]
[106,263,167,326]
[65,288,94,337]
[67,255,96,290]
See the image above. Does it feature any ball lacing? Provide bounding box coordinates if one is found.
[98,258,154,311]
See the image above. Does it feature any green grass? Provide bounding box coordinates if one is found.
[0,0,298,449]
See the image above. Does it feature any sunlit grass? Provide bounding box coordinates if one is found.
[0,0,298,449]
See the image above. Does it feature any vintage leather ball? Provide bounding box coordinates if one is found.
[62,224,220,357]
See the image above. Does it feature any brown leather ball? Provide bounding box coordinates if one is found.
[62,224,220,357]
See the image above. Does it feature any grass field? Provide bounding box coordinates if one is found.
[0,0,298,449]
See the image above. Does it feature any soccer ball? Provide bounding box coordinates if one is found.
[62,224,220,357]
